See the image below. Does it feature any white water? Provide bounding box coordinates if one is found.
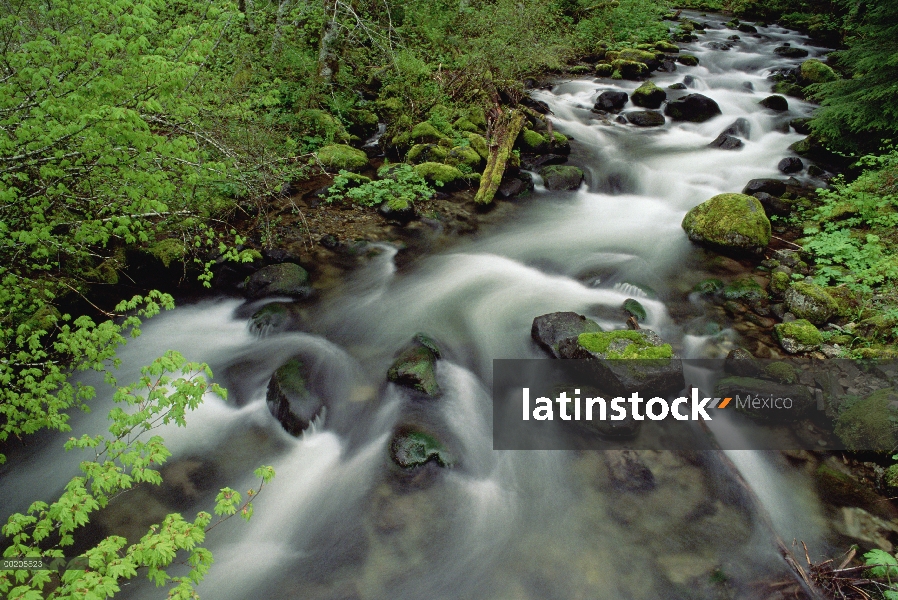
[1,15,837,600]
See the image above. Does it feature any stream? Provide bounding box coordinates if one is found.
[1,14,846,600]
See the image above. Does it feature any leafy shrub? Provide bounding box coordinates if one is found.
[326,164,438,210]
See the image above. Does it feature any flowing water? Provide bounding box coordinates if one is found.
[2,15,843,600]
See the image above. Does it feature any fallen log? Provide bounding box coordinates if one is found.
[474,108,525,204]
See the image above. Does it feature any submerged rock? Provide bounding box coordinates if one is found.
[604,450,656,492]
[708,133,743,150]
[759,95,789,111]
[531,312,603,359]
[721,118,751,138]
[389,427,453,469]
[267,358,325,435]
[664,94,722,122]
[539,165,584,190]
[387,333,442,397]
[249,302,293,336]
[626,110,666,127]
[681,193,771,255]
[774,45,809,58]
[245,263,312,299]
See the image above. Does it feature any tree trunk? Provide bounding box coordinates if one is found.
[271,0,293,54]
[474,109,525,204]
[239,0,256,33]
[317,2,340,84]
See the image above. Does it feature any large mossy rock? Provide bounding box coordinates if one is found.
[677,54,699,67]
[611,59,649,79]
[389,427,453,469]
[626,111,665,127]
[800,59,837,84]
[316,144,369,171]
[245,263,312,299]
[759,95,789,111]
[413,162,465,188]
[531,312,603,359]
[681,193,771,255]
[406,143,448,164]
[387,333,442,397]
[444,145,483,169]
[664,93,721,122]
[631,81,667,109]
[835,389,898,453]
[773,319,822,354]
[266,358,324,435]
[715,376,814,420]
[785,282,838,325]
[557,329,684,396]
[539,165,584,190]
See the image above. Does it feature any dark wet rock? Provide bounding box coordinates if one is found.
[378,200,417,223]
[681,193,771,255]
[738,23,757,33]
[785,282,838,325]
[249,302,293,336]
[668,82,688,90]
[760,95,789,111]
[790,118,812,134]
[816,462,895,518]
[708,133,743,150]
[390,427,453,469]
[497,172,534,199]
[557,329,684,396]
[539,165,584,191]
[631,81,667,109]
[531,311,602,359]
[742,81,754,91]
[522,96,551,114]
[623,298,647,322]
[677,54,700,67]
[725,348,761,377]
[721,118,751,138]
[664,94,722,122]
[774,45,809,58]
[319,234,341,249]
[778,157,803,174]
[728,34,741,41]
[245,263,312,299]
[387,333,442,397]
[604,450,656,492]
[693,278,724,295]
[658,60,677,72]
[267,358,325,435]
[742,178,787,197]
[706,41,733,51]
[722,278,767,304]
[683,75,696,87]
[752,192,792,218]
[715,376,814,420]
[625,110,666,127]
[594,90,629,112]
[521,153,567,171]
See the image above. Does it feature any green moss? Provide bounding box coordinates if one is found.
[800,59,837,84]
[722,278,766,303]
[148,238,188,268]
[655,41,680,53]
[786,281,838,324]
[390,429,453,468]
[835,389,898,453]
[466,107,487,129]
[519,129,546,150]
[466,133,489,160]
[453,117,480,132]
[619,48,656,63]
[693,278,724,295]
[681,193,771,254]
[275,358,307,398]
[769,271,790,297]
[623,298,647,322]
[569,65,592,75]
[406,143,448,164]
[297,108,350,143]
[316,144,369,171]
[774,319,823,346]
[678,54,699,66]
[552,131,568,145]
[762,361,797,384]
[595,63,614,77]
[772,81,805,98]
[611,59,648,79]
[631,81,665,108]
[445,146,482,169]
[577,330,673,359]
[413,162,465,186]
[410,121,446,143]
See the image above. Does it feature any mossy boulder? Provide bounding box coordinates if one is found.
[693,278,724,295]
[316,144,369,171]
[347,108,379,138]
[557,329,684,396]
[655,41,680,53]
[619,48,657,64]
[414,162,465,187]
[406,143,449,164]
[665,93,721,122]
[245,263,312,299]
[452,117,480,133]
[465,106,487,129]
[785,282,838,325]
[626,110,666,127]
[297,108,350,143]
[531,311,603,359]
[769,270,790,298]
[539,165,584,191]
[387,333,442,397]
[410,121,444,142]
[519,129,547,152]
[444,145,483,169]
[148,238,188,269]
[631,81,667,109]
[249,302,293,336]
[595,63,614,77]
[799,59,837,84]
[465,133,489,160]
[773,319,822,354]
[836,389,898,453]
[816,462,892,517]
[681,193,771,255]
[677,54,699,67]
[722,278,767,304]
[761,361,797,384]
[390,427,453,469]
[266,358,324,435]
[611,59,649,80]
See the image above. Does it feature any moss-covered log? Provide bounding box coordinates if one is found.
[474,109,525,204]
